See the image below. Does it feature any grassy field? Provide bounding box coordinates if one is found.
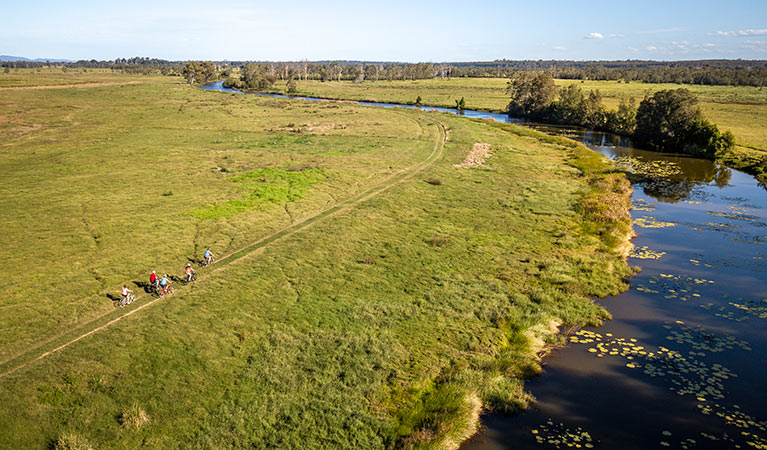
[0,71,631,448]
[274,77,767,172]
[0,67,144,88]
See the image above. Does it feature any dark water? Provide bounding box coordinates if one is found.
[462,138,767,450]
[201,82,767,449]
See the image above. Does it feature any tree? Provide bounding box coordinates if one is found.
[455,97,466,111]
[182,61,202,84]
[584,89,606,129]
[550,84,585,124]
[609,98,637,135]
[181,61,216,84]
[241,63,276,90]
[286,76,298,94]
[507,72,557,117]
[634,89,733,158]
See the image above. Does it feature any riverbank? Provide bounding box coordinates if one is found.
[464,119,767,450]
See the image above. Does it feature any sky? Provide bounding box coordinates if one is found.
[1,0,766,62]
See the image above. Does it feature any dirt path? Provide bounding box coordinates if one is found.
[0,81,144,91]
[0,121,447,380]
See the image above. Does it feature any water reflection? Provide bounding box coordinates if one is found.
[533,124,735,203]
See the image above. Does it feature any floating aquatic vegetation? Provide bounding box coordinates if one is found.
[634,216,677,229]
[687,222,744,233]
[687,189,715,203]
[657,431,699,450]
[635,273,714,301]
[688,255,767,272]
[571,329,734,401]
[685,221,767,246]
[727,299,767,320]
[614,156,682,178]
[707,209,761,222]
[632,198,657,211]
[689,258,716,268]
[531,420,595,448]
[630,245,667,260]
[663,322,752,353]
[571,327,767,446]
[698,402,767,432]
[720,196,761,209]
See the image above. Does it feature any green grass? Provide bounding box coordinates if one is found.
[191,167,327,219]
[0,72,632,448]
[0,67,150,88]
[275,77,767,175]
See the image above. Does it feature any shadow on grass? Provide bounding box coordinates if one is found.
[133,280,153,293]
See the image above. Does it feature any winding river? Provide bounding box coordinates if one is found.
[202,81,767,449]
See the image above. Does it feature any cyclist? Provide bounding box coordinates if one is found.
[185,263,196,282]
[149,270,158,289]
[159,274,170,295]
[121,285,132,303]
[203,247,214,266]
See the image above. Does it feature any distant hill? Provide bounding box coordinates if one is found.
[0,55,72,63]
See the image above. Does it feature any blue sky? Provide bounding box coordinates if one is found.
[2,0,765,61]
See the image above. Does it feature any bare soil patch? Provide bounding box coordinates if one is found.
[454,143,491,168]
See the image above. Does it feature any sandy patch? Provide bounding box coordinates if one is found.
[454,143,491,168]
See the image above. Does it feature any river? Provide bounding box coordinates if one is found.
[201,81,767,449]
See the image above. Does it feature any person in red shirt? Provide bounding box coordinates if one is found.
[149,270,158,288]
[184,263,195,282]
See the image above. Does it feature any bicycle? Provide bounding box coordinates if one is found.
[182,271,197,285]
[159,285,174,298]
[201,256,215,267]
[147,283,160,295]
[118,293,136,308]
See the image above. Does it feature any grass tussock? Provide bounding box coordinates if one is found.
[427,236,450,247]
[425,178,442,185]
[120,403,150,430]
[52,432,93,450]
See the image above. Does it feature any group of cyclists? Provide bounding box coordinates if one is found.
[119,247,215,306]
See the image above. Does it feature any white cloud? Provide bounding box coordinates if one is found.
[646,46,658,51]
[552,45,567,51]
[585,32,604,39]
[714,29,767,37]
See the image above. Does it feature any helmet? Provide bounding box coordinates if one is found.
[152,270,155,273]
[187,263,191,267]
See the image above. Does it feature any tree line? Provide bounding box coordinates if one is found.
[507,72,735,159]
[3,58,765,87]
